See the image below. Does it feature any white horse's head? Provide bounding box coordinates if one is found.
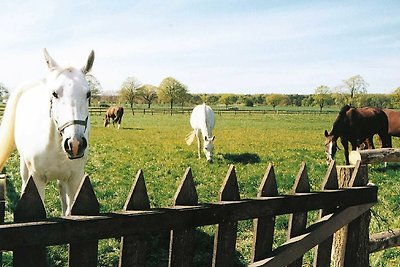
[204,135,215,162]
[44,49,94,159]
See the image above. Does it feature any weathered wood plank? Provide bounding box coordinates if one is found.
[169,167,198,267]
[369,228,400,253]
[212,164,240,267]
[69,175,100,267]
[249,203,374,267]
[13,176,47,267]
[343,162,370,267]
[313,161,338,267]
[0,186,378,250]
[287,162,310,267]
[252,163,278,262]
[349,148,400,165]
[0,174,5,265]
[119,170,150,267]
[332,164,355,267]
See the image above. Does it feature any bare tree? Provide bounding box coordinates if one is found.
[119,77,141,115]
[137,84,158,108]
[343,75,368,105]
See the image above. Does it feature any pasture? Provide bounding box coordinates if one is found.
[2,111,399,266]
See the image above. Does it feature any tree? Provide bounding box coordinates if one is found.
[391,87,400,108]
[343,75,368,105]
[0,83,9,103]
[86,74,103,106]
[313,85,331,111]
[119,77,141,115]
[219,94,238,109]
[158,77,188,109]
[137,84,158,108]
[265,94,285,109]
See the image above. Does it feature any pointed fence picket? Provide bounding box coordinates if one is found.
[0,162,378,267]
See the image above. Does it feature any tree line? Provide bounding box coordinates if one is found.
[1,74,399,114]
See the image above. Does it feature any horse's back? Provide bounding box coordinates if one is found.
[347,107,388,135]
[383,109,400,136]
[190,104,215,130]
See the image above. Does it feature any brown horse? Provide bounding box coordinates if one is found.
[362,108,400,148]
[324,105,391,165]
[104,106,124,129]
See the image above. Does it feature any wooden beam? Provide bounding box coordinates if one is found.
[369,228,400,253]
[249,203,374,267]
[0,187,377,250]
[349,148,400,165]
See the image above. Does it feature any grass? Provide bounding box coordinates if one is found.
[2,112,399,266]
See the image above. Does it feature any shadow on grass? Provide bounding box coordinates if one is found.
[223,153,261,164]
[122,127,144,131]
[3,167,20,213]
[371,163,400,173]
[147,230,246,267]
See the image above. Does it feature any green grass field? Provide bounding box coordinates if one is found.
[3,112,399,266]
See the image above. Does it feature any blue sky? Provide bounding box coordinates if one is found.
[0,0,399,94]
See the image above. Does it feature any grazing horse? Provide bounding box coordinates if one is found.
[186,103,215,162]
[324,105,391,165]
[0,49,94,215]
[104,106,124,129]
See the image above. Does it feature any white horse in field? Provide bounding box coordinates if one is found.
[0,49,94,215]
[186,103,215,162]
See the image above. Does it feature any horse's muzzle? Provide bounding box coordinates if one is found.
[64,136,87,159]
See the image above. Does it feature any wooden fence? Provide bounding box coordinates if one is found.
[86,107,336,117]
[0,162,378,266]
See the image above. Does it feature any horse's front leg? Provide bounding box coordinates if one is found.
[62,175,84,216]
[58,181,68,215]
[195,129,202,159]
[341,139,350,165]
[20,159,46,204]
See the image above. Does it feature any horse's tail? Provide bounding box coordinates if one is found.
[185,130,196,146]
[0,87,24,171]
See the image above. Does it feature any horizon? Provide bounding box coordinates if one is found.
[1,1,399,95]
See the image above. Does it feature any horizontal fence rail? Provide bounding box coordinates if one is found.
[0,162,378,267]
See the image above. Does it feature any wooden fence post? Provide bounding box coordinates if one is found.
[313,161,338,267]
[169,167,198,267]
[252,163,278,262]
[13,176,47,267]
[343,161,370,266]
[332,161,369,267]
[0,174,6,265]
[212,165,240,267]
[119,170,150,267]
[287,162,310,267]
[69,175,100,267]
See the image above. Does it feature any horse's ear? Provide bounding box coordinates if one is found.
[43,48,59,70]
[82,50,95,74]
[324,130,329,137]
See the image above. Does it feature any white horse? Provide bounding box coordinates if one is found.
[185,103,215,162]
[0,49,94,215]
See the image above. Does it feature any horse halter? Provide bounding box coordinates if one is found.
[50,98,88,135]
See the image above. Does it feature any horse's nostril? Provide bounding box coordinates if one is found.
[81,137,87,150]
[64,138,72,152]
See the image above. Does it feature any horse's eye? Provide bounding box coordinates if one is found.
[52,92,59,99]
[86,91,91,99]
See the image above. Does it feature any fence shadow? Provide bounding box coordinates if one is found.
[223,153,261,164]
[147,229,246,267]
[3,169,20,213]
[371,163,400,172]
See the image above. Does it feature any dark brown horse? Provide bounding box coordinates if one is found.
[324,105,391,165]
[104,106,124,129]
[361,108,400,148]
